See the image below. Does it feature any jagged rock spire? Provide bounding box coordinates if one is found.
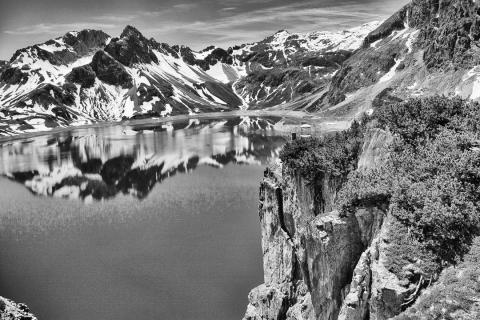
[120,25,145,39]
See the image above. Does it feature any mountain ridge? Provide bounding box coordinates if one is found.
[0,22,379,136]
[315,0,480,118]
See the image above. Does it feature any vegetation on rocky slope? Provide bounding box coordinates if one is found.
[281,96,480,317]
[279,119,365,181]
[338,97,480,275]
[394,237,480,320]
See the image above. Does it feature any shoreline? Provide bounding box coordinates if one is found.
[0,110,353,143]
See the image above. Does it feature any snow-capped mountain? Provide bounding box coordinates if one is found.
[0,23,379,136]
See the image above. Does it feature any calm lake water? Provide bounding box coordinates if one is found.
[0,116,290,320]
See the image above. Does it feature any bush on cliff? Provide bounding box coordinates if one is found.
[337,96,480,278]
[394,238,480,320]
[279,120,364,182]
[373,96,472,145]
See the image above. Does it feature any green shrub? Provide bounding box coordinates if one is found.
[337,96,480,278]
[373,96,471,145]
[279,120,364,182]
[393,238,480,320]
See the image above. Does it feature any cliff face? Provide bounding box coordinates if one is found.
[243,129,414,320]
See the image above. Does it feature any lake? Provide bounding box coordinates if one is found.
[0,116,292,320]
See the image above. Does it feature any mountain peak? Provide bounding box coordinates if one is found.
[120,25,144,39]
[274,29,290,35]
[104,25,158,66]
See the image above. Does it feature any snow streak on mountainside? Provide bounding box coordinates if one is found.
[0,23,379,136]
[316,0,480,118]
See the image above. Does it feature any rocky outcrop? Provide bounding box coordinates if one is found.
[411,0,480,69]
[326,41,401,105]
[89,50,133,88]
[0,67,29,85]
[357,129,394,171]
[0,61,7,76]
[243,129,425,320]
[66,64,96,88]
[324,0,480,109]
[0,297,37,320]
[363,6,409,47]
[243,156,387,319]
[9,29,109,67]
[243,162,317,320]
[62,29,110,56]
[104,25,159,66]
[337,221,410,320]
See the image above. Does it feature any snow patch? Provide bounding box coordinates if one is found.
[161,103,173,117]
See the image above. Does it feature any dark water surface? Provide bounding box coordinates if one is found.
[0,117,288,320]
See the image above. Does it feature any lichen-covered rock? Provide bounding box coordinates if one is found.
[286,282,316,320]
[243,163,314,320]
[365,215,410,320]
[357,129,393,171]
[244,129,434,320]
[243,284,290,320]
[244,141,387,319]
[338,246,373,320]
[0,297,37,320]
[303,206,385,320]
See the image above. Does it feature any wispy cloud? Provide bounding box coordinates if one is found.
[91,14,138,22]
[2,2,202,36]
[219,7,237,12]
[144,1,384,45]
[4,22,116,35]
[0,0,407,59]
[171,3,198,10]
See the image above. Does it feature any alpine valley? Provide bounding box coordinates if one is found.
[0,22,379,136]
[2,1,480,320]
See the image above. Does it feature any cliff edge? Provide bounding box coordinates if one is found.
[244,96,480,320]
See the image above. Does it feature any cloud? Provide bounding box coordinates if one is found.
[220,7,237,12]
[171,3,198,10]
[91,14,138,22]
[0,0,406,55]
[4,22,116,35]
[136,0,407,50]
[145,1,384,39]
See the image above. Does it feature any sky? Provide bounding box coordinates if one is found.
[0,0,409,60]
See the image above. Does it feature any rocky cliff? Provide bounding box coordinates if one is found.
[315,0,480,119]
[242,129,440,320]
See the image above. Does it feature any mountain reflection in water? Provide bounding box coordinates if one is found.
[0,117,287,202]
